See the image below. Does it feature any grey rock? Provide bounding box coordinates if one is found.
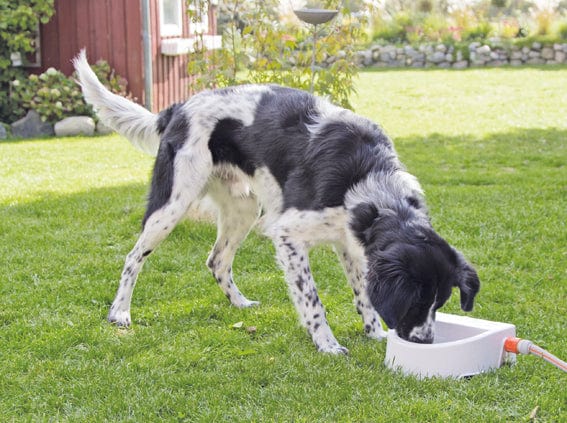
[555,51,566,63]
[430,51,446,63]
[362,50,373,66]
[379,52,391,62]
[477,45,491,54]
[532,42,542,50]
[510,59,523,66]
[11,110,54,138]
[96,120,114,135]
[436,44,447,53]
[54,116,95,137]
[510,51,523,60]
[0,124,7,139]
[453,60,468,69]
[404,45,417,55]
[541,47,554,60]
[469,42,481,51]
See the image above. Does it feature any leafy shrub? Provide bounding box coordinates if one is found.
[0,0,55,122]
[557,21,567,40]
[421,14,450,43]
[462,22,493,41]
[373,13,413,44]
[10,61,129,124]
[189,0,363,110]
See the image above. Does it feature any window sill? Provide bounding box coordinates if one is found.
[161,36,222,56]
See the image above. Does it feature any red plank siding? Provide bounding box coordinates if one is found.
[38,0,216,112]
[39,0,144,104]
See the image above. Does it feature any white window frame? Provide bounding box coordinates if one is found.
[159,0,183,37]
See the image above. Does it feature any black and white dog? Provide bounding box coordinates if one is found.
[74,51,479,354]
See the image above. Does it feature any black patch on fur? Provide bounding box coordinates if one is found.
[209,86,398,210]
[407,196,421,209]
[143,109,189,227]
[282,120,398,210]
[208,118,256,175]
[350,202,379,244]
[156,103,183,134]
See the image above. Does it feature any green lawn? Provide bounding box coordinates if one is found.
[1,67,566,422]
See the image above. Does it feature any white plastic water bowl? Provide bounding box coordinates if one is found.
[385,313,517,379]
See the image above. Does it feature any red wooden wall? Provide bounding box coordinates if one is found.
[40,0,144,106]
[149,0,191,111]
[38,0,217,112]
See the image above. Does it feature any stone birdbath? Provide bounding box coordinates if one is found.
[292,3,339,92]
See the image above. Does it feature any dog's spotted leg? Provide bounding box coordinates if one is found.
[108,151,212,326]
[108,197,193,326]
[335,246,387,341]
[274,233,348,355]
[206,179,260,307]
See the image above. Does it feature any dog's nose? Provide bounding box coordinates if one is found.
[408,334,434,344]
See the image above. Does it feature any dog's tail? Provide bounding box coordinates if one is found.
[73,49,160,156]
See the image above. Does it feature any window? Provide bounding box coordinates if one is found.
[159,0,183,37]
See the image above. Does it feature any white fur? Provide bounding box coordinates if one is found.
[72,50,160,155]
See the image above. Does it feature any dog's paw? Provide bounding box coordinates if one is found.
[233,298,260,308]
[365,325,388,341]
[108,308,132,327]
[317,343,349,355]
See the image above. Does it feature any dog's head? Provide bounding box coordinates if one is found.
[352,203,480,343]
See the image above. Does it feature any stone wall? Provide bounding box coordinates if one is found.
[346,41,567,69]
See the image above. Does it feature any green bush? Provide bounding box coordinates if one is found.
[0,0,55,122]
[10,61,129,124]
[372,13,413,44]
[189,0,363,110]
[462,21,493,41]
[558,21,567,40]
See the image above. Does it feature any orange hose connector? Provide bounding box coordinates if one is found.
[504,337,567,373]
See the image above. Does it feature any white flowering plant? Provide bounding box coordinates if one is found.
[9,60,130,124]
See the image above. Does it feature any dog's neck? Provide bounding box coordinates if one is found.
[346,171,429,218]
[345,170,432,252]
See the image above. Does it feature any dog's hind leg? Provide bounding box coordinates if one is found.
[206,178,260,307]
[108,150,212,326]
[335,246,387,341]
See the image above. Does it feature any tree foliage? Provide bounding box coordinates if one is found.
[0,0,55,122]
[187,0,365,109]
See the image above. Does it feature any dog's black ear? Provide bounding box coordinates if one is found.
[350,202,379,245]
[367,252,419,329]
[455,257,480,312]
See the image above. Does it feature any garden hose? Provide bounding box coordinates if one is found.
[504,337,567,373]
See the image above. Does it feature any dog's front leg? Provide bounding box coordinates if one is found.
[335,245,387,341]
[274,234,348,355]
